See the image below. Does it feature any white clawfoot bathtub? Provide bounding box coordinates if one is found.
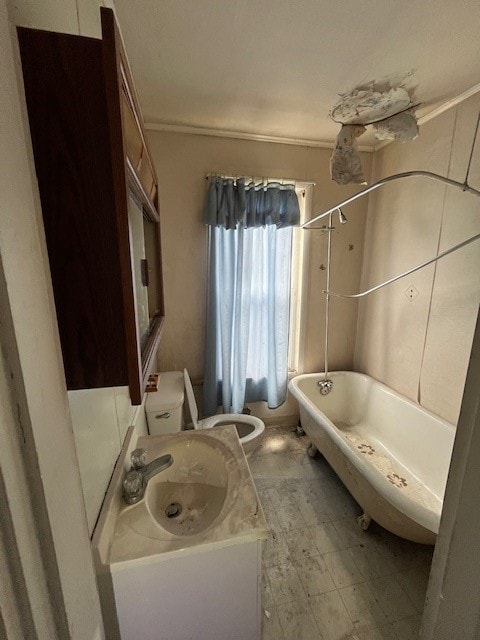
[289,372,456,544]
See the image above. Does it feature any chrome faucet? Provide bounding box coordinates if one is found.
[123,447,173,505]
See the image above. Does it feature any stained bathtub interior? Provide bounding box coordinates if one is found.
[289,372,458,545]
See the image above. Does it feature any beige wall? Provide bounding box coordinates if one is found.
[148,130,372,392]
[355,94,480,425]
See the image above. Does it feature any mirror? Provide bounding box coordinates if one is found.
[128,190,163,349]
[128,192,149,344]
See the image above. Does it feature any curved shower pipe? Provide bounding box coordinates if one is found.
[302,170,480,390]
[302,170,480,229]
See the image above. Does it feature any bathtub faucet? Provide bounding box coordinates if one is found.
[123,448,173,504]
[318,378,334,395]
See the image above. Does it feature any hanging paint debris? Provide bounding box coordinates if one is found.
[329,79,419,185]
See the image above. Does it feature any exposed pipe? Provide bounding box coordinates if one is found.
[317,212,334,395]
[324,212,332,378]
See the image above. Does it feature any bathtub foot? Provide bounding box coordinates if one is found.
[296,420,305,436]
[357,513,372,531]
[307,442,318,458]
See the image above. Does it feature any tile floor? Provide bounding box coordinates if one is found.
[251,425,433,640]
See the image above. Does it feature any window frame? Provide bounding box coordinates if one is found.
[288,183,313,374]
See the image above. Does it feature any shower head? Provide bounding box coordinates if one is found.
[337,208,348,224]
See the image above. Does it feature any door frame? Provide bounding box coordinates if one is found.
[0,1,105,637]
[421,307,480,639]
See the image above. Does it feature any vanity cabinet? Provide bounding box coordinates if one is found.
[92,427,267,640]
[18,8,164,404]
[110,540,263,640]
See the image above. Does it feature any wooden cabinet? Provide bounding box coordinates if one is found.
[18,8,164,405]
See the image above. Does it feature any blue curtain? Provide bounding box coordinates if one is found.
[203,177,300,415]
[203,177,300,229]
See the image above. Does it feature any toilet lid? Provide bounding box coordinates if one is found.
[183,369,199,429]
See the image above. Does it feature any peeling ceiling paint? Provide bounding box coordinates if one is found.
[329,79,419,184]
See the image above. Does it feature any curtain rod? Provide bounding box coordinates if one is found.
[302,171,480,228]
[205,172,316,186]
[326,230,480,299]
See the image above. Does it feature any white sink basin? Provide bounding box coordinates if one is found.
[108,427,266,562]
[144,436,231,536]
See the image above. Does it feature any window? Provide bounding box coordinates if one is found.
[203,176,303,414]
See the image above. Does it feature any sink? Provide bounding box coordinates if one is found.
[112,428,251,553]
[93,426,269,640]
[144,436,231,536]
[106,427,267,563]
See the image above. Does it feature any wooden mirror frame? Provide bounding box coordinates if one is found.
[102,8,165,404]
[127,162,165,397]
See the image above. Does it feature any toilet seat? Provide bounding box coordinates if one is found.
[198,413,265,446]
[183,369,265,454]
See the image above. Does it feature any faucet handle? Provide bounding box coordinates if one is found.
[123,470,143,503]
[131,448,146,469]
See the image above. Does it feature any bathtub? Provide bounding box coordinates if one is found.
[288,372,456,544]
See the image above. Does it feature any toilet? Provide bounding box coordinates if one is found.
[145,371,185,435]
[183,369,265,458]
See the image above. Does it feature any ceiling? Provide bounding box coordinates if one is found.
[115,0,480,149]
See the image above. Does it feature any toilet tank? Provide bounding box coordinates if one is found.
[146,371,184,435]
